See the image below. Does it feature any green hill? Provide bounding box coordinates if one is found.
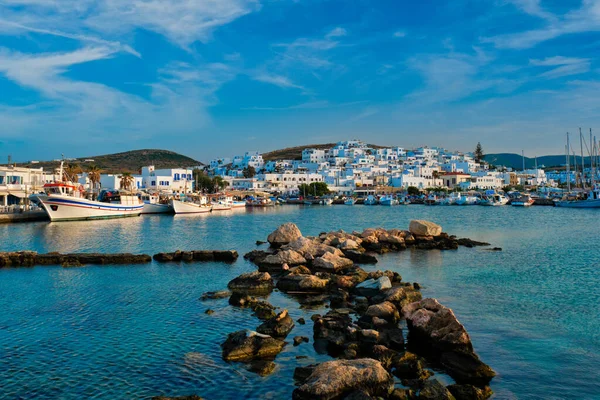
[14,149,201,174]
[485,153,592,170]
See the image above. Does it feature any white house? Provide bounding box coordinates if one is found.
[0,166,45,206]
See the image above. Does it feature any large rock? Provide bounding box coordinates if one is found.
[381,286,422,308]
[227,271,274,294]
[284,237,344,258]
[312,252,354,273]
[277,273,330,293]
[440,351,496,386]
[267,223,303,247]
[257,309,295,338]
[419,379,456,400]
[354,277,391,297]
[293,358,394,400]
[221,330,285,361]
[260,250,307,269]
[408,220,442,237]
[401,298,472,354]
[364,301,400,323]
[313,311,357,351]
[447,384,493,400]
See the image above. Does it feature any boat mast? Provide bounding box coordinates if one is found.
[580,127,586,189]
[566,133,571,192]
[591,128,596,187]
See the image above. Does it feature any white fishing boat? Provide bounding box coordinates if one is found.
[320,197,334,205]
[32,161,143,221]
[379,195,398,206]
[511,193,535,207]
[344,197,356,205]
[455,192,479,205]
[246,197,274,207]
[364,195,378,205]
[480,193,509,206]
[555,187,600,208]
[140,193,173,214]
[171,195,213,214]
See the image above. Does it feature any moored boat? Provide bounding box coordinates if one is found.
[33,162,143,222]
[512,193,535,207]
[379,195,398,206]
[171,195,213,214]
[140,193,173,214]
[364,195,378,205]
[555,187,600,208]
[344,197,356,205]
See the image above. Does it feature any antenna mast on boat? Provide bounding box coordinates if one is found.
[579,128,586,189]
[566,133,571,192]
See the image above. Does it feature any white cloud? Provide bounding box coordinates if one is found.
[483,1,600,49]
[325,27,347,39]
[253,73,305,90]
[0,0,261,49]
[393,31,406,38]
[530,56,591,79]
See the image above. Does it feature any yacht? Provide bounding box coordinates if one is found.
[32,162,143,221]
[379,195,398,206]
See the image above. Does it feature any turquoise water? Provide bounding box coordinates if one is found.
[0,206,598,399]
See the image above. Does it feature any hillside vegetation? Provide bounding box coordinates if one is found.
[263,143,387,161]
[15,149,201,174]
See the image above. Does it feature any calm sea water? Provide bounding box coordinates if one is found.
[0,206,598,399]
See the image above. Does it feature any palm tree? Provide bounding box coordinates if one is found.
[87,165,101,195]
[119,172,134,191]
[63,163,82,182]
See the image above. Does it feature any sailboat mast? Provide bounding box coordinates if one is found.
[566,133,571,192]
[580,128,586,189]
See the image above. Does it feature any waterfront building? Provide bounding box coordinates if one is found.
[0,166,45,206]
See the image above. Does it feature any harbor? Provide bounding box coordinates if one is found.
[0,205,597,399]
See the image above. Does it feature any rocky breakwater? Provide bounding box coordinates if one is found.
[153,250,239,263]
[205,221,495,397]
[0,251,151,268]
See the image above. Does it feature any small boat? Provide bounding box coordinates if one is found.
[32,161,143,221]
[555,187,600,208]
[511,193,535,207]
[344,198,356,205]
[140,193,173,214]
[211,202,232,211]
[320,197,334,205]
[171,195,213,214]
[424,194,437,205]
[480,193,509,206]
[246,197,274,207]
[455,192,479,205]
[379,195,398,206]
[364,195,378,205]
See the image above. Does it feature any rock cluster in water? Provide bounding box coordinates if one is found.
[199,221,496,399]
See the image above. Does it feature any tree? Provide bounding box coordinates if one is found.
[407,186,420,196]
[119,172,134,191]
[87,165,101,194]
[212,176,229,192]
[63,163,82,182]
[194,170,214,192]
[298,182,330,197]
[243,166,256,178]
[475,142,484,163]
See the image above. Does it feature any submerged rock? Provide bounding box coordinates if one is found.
[221,330,285,361]
[447,384,493,400]
[267,223,303,247]
[227,271,274,294]
[200,290,231,300]
[408,220,442,237]
[292,358,394,400]
[248,360,276,376]
[294,336,310,346]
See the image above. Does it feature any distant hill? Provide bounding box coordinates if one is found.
[484,153,593,170]
[14,149,201,174]
[263,143,387,161]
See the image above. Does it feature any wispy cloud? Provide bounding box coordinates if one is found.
[0,0,261,49]
[325,27,347,39]
[253,73,305,90]
[483,1,600,49]
[530,56,591,79]
[393,31,406,38]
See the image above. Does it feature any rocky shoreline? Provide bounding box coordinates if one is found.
[194,221,496,400]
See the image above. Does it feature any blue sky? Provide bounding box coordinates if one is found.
[1,0,599,162]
